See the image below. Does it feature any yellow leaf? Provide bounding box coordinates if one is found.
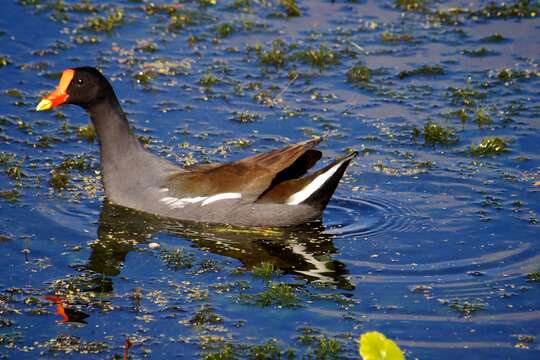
[359,331,405,360]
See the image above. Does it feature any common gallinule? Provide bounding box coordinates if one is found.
[36,67,357,227]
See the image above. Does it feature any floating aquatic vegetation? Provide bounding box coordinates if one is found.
[257,39,288,68]
[242,282,300,308]
[4,89,22,98]
[380,32,413,43]
[472,0,538,19]
[414,120,458,146]
[439,298,486,317]
[231,111,260,123]
[203,344,235,360]
[6,163,26,180]
[394,0,429,12]
[526,272,540,282]
[251,262,283,280]
[281,0,301,17]
[189,305,222,326]
[143,3,178,15]
[57,157,89,171]
[135,39,158,53]
[167,9,199,31]
[474,107,492,127]
[248,340,295,359]
[77,124,96,142]
[199,0,217,7]
[480,33,506,43]
[199,73,220,89]
[347,63,371,83]
[49,170,69,190]
[160,247,194,270]
[0,189,20,203]
[315,336,342,359]
[448,81,486,107]
[298,44,339,71]
[462,47,492,57]
[470,137,508,156]
[358,331,404,360]
[496,68,540,82]
[85,9,124,32]
[216,22,234,37]
[40,335,108,354]
[73,35,99,45]
[399,65,444,79]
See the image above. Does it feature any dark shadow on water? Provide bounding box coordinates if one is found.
[86,201,354,290]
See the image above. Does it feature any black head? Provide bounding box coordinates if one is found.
[66,67,115,109]
[36,66,116,111]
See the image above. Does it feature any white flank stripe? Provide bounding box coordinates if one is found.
[201,192,242,206]
[160,196,207,209]
[285,160,344,205]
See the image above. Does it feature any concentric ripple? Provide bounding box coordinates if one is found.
[323,195,426,239]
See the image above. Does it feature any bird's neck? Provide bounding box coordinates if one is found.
[85,95,180,204]
[87,95,149,199]
[87,95,142,158]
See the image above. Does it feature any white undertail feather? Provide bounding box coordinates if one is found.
[285,159,346,205]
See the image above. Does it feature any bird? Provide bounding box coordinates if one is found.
[36,67,357,227]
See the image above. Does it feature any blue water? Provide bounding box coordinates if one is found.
[1,0,539,358]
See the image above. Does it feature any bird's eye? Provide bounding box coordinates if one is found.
[76,78,84,86]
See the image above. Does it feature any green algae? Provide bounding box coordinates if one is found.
[449,81,486,107]
[190,305,223,326]
[281,0,301,17]
[472,0,538,19]
[399,65,444,79]
[526,272,540,282]
[0,55,11,68]
[231,111,260,123]
[199,73,220,89]
[160,247,194,270]
[43,335,108,354]
[248,339,295,359]
[470,137,509,156]
[257,40,288,68]
[314,337,342,360]
[439,298,486,317]
[347,63,371,83]
[474,108,492,127]
[85,9,124,32]
[480,33,505,43]
[77,124,96,142]
[414,120,458,146]
[394,0,429,12]
[0,189,20,203]
[49,170,69,189]
[462,47,492,57]
[242,283,300,308]
[216,23,234,38]
[380,32,413,43]
[203,344,235,360]
[298,44,339,71]
[251,262,283,280]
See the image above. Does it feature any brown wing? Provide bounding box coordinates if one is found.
[165,138,322,200]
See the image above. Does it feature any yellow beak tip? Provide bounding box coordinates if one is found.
[36,99,52,112]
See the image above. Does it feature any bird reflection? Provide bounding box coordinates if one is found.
[86,201,353,289]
